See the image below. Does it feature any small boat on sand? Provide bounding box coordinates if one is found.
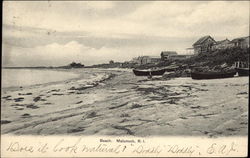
[133,68,166,76]
[191,70,236,80]
[235,68,249,76]
[164,65,179,72]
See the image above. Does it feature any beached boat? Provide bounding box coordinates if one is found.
[191,70,236,80]
[165,67,179,72]
[133,68,166,76]
[235,68,249,76]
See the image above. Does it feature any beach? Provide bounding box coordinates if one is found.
[1,68,248,137]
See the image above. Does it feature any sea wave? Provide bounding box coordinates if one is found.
[1,68,115,92]
[68,72,115,91]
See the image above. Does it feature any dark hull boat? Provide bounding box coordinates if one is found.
[235,68,249,76]
[165,67,178,72]
[133,68,166,76]
[191,70,236,80]
[164,66,179,72]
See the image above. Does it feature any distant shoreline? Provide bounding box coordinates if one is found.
[1,68,117,93]
[2,67,85,69]
[1,69,80,92]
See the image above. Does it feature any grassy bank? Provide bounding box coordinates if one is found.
[161,47,249,78]
[184,47,249,68]
[85,47,249,78]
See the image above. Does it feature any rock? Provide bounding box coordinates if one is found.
[21,113,31,118]
[1,120,11,124]
[120,113,130,117]
[86,111,97,118]
[26,104,39,109]
[76,101,83,104]
[14,97,24,102]
[18,93,32,95]
[52,93,64,96]
[2,95,11,99]
[33,96,41,102]
[131,103,143,109]
[69,87,76,90]
[16,108,24,110]
[68,127,85,133]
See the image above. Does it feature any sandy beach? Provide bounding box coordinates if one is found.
[1,68,248,137]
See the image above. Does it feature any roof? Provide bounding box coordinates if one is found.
[193,35,215,46]
[143,56,161,59]
[149,56,161,59]
[138,56,160,59]
[231,36,249,42]
[215,39,230,45]
[171,55,191,57]
[161,51,177,56]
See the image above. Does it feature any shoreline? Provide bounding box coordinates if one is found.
[1,68,118,93]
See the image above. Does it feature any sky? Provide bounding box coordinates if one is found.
[2,1,249,67]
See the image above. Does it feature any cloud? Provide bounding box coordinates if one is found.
[126,1,249,38]
[2,1,249,66]
[2,41,131,67]
[3,1,249,38]
[3,38,196,67]
[3,1,116,32]
[85,1,114,10]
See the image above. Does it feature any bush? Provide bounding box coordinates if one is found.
[69,62,84,68]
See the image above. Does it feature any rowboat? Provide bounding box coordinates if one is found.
[235,68,249,76]
[133,68,166,76]
[165,67,179,72]
[191,70,236,80]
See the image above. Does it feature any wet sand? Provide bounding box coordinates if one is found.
[1,69,248,137]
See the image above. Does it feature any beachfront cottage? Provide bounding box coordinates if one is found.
[130,56,161,65]
[186,48,195,55]
[148,56,162,63]
[169,55,192,60]
[212,39,233,50]
[130,57,140,64]
[160,51,178,60]
[231,36,250,49]
[141,56,161,65]
[193,35,216,54]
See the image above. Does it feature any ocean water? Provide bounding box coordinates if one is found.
[2,69,80,88]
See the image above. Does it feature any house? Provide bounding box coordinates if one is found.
[231,36,250,49]
[193,35,216,54]
[130,57,140,64]
[148,56,162,63]
[212,39,233,50]
[168,55,192,60]
[186,48,195,55]
[131,56,161,65]
[141,56,161,65]
[160,51,177,60]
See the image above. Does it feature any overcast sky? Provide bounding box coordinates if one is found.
[3,1,249,66]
